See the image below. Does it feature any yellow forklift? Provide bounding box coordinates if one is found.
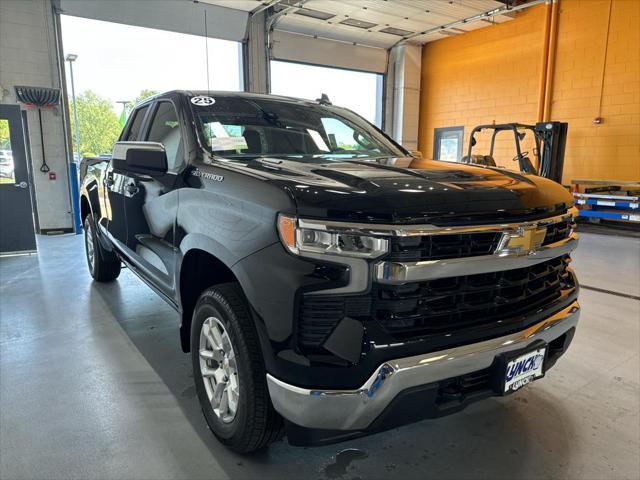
[462,122,568,183]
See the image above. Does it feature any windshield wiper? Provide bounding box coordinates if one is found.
[319,150,376,158]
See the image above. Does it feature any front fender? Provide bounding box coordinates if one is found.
[81,181,100,219]
[177,232,238,270]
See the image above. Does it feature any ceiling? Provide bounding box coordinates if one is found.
[203,0,519,49]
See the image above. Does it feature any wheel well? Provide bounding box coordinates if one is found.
[80,195,91,223]
[179,249,238,352]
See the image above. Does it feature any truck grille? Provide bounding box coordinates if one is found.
[385,220,572,263]
[387,232,502,262]
[297,256,574,350]
[373,255,573,339]
[437,368,493,404]
[542,219,572,246]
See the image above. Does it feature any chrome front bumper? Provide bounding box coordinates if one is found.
[266,301,580,431]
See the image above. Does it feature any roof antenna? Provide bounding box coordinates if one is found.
[204,9,211,94]
[316,93,332,105]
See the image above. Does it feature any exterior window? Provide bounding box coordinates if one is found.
[0,119,15,184]
[123,106,149,141]
[146,102,183,171]
[434,126,464,162]
[270,60,384,127]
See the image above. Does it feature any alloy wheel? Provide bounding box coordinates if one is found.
[85,221,95,274]
[199,316,240,423]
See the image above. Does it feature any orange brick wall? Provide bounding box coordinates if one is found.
[418,0,640,183]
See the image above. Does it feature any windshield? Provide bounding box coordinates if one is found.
[191,96,403,160]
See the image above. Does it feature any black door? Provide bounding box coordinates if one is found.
[104,104,150,246]
[123,101,183,298]
[0,104,37,254]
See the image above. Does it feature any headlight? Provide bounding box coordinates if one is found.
[277,215,388,259]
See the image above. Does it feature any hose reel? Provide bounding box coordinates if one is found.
[14,86,61,173]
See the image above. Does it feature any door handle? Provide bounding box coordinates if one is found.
[14,181,28,189]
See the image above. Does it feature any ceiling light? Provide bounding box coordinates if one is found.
[379,27,414,37]
[294,8,335,20]
[340,18,377,29]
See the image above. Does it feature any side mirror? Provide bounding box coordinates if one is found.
[112,142,167,176]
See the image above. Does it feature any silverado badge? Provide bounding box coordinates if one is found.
[192,169,224,182]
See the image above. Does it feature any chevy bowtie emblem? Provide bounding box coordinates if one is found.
[505,226,547,254]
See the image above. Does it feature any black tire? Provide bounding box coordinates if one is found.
[191,283,283,453]
[84,214,121,282]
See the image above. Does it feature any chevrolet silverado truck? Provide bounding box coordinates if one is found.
[80,91,580,453]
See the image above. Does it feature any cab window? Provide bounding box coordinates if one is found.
[146,102,184,172]
[194,97,401,160]
[123,105,149,141]
[320,117,381,153]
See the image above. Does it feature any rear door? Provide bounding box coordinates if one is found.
[122,100,184,299]
[0,104,37,254]
[104,104,150,245]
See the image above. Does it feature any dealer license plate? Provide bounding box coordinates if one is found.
[503,347,547,394]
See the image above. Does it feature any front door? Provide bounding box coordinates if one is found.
[0,104,36,254]
[123,100,183,298]
[104,104,151,245]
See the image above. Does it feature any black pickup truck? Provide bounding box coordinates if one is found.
[80,91,580,453]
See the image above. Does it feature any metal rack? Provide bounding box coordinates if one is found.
[571,180,640,224]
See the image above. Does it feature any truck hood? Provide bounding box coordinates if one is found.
[227,157,573,225]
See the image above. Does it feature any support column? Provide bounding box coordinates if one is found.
[243,10,269,94]
[543,0,560,121]
[384,43,421,151]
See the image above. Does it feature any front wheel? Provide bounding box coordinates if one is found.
[191,283,283,453]
[84,215,121,282]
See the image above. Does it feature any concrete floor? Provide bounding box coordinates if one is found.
[0,231,638,480]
